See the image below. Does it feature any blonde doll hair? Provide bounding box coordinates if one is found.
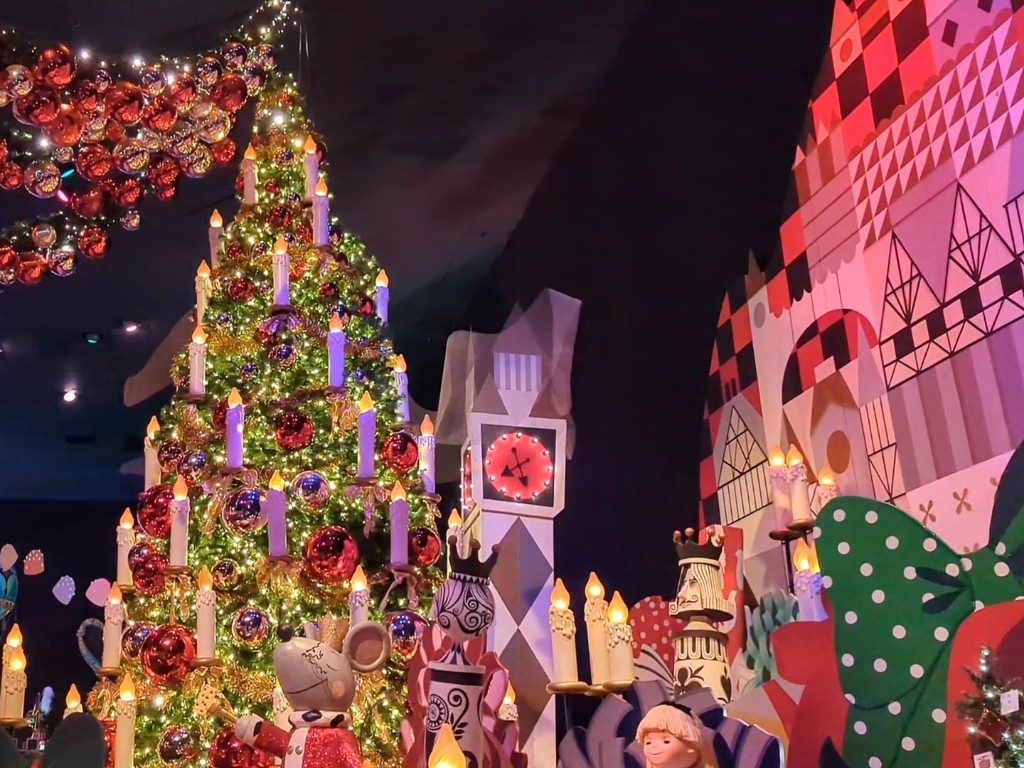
[636,705,718,768]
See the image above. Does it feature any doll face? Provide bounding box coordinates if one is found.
[643,729,699,768]
[679,573,703,611]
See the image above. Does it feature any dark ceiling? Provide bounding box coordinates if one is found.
[0,0,645,500]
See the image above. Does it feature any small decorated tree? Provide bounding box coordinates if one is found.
[957,646,1024,767]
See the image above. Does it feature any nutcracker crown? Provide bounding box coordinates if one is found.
[446,536,499,581]
[673,527,722,566]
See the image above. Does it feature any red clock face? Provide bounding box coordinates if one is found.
[484,431,554,502]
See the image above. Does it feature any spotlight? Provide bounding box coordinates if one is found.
[79,50,91,61]
[123,321,139,334]
[83,332,101,344]
[63,389,77,403]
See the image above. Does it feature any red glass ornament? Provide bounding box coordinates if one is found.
[132,552,168,597]
[140,624,196,687]
[127,541,155,570]
[110,177,143,208]
[0,244,14,270]
[158,440,185,470]
[75,144,114,181]
[226,240,245,261]
[209,728,270,768]
[358,296,375,315]
[104,120,126,143]
[142,95,178,133]
[274,410,314,451]
[212,398,228,431]
[234,172,244,194]
[263,178,280,196]
[408,527,442,567]
[294,223,312,243]
[71,188,106,218]
[13,86,60,126]
[267,205,292,229]
[71,80,102,113]
[0,162,21,190]
[154,184,176,201]
[168,73,197,108]
[288,260,306,283]
[382,431,419,473]
[278,93,293,109]
[227,277,255,302]
[210,72,247,113]
[35,45,75,88]
[210,138,236,165]
[16,253,47,285]
[319,282,338,298]
[45,103,85,147]
[0,139,7,165]
[303,525,359,584]
[78,227,108,259]
[137,483,174,538]
[105,82,145,125]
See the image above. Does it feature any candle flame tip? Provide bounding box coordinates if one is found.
[227,388,244,408]
[269,470,285,491]
[375,269,389,288]
[173,476,189,499]
[209,210,223,228]
[420,413,434,436]
[358,392,374,412]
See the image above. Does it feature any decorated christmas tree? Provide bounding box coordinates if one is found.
[89,65,444,768]
[958,646,1024,767]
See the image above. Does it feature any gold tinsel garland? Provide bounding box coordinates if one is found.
[223,662,277,702]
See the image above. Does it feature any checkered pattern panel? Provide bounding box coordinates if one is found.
[781,309,879,403]
[764,249,813,317]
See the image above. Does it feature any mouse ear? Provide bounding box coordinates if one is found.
[342,621,391,673]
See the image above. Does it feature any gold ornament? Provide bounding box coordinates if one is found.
[331,398,358,433]
[86,678,118,717]
[254,555,301,596]
[177,404,214,452]
[208,331,262,357]
[223,664,276,701]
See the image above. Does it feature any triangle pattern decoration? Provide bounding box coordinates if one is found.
[718,408,768,486]
[880,234,941,341]
[946,185,1016,299]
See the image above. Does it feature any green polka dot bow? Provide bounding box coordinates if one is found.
[816,496,1024,767]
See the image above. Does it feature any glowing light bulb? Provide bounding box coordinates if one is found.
[393,354,407,373]
[119,672,135,701]
[448,509,462,528]
[147,416,160,440]
[192,327,207,345]
[768,446,785,467]
[551,578,570,610]
[119,509,134,528]
[350,565,367,592]
[359,392,374,412]
[197,260,211,278]
[329,313,346,333]
[786,446,804,467]
[421,414,434,436]
[503,682,515,706]
[244,144,257,161]
[818,465,835,486]
[315,178,328,196]
[66,684,81,709]
[173,477,188,500]
[274,236,288,255]
[63,389,78,403]
[209,210,223,228]
[793,539,819,573]
[427,723,466,768]
[9,647,25,672]
[375,269,389,288]
[108,584,123,605]
[391,481,407,501]
[585,572,605,600]
[198,566,214,591]
[607,591,629,625]
[303,135,317,154]
[6,624,22,649]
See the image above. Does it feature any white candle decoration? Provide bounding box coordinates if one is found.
[225,388,245,471]
[0,625,22,719]
[143,416,160,490]
[267,471,288,558]
[390,482,409,567]
[169,477,190,568]
[116,509,135,588]
[196,566,217,658]
[0,645,26,721]
[549,578,580,685]
[375,270,389,325]
[208,210,223,268]
[584,572,611,685]
[768,447,790,528]
[189,327,207,397]
[272,236,290,307]
[313,179,329,246]
[303,135,319,202]
[328,313,347,389]
[393,354,410,423]
[102,585,124,670]
[195,260,212,327]
[497,684,518,722]
[357,392,376,479]
[817,464,839,506]
[242,145,257,206]
[349,565,369,625]
[606,591,635,684]
[417,414,436,494]
[114,674,137,768]
[786,446,812,524]
[63,685,82,719]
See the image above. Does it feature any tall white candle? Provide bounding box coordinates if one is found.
[169,477,190,568]
[375,270,389,325]
[116,509,135,588]
[606,591,635,684]
[303,135,318,202]
[267,470,288,558]
[549,578,580,685]
[584,572,611,686]
[786,447,812,524]
[349,565,369,625]
[0,625,22,718]
[272,236,290,307]
[313,179,329,246]
[393,355,411,423]
[793,539,827,621]
[389,482,409,567]
[242,145,257,206]
[208,210,223,268]
[189,327,207,397]
[0,646,26,720]
[101,585,124,670]
[417,414,436,494]
[143,416,160,490]
[768,447,790,528]
[195,260,212,326]
[225,388,245,470]
[328,313,347,389]
[817,464,838,506]
[357,392,376,479]
[114,674,137,768]
[196,566,217,658]
[63,685,82,719]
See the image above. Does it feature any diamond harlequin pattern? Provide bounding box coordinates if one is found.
[490,518,553,625]
[499,629,551,745]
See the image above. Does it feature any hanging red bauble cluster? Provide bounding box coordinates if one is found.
[140,624,196,687]
[209,728,271,768]
[137,483,174,538]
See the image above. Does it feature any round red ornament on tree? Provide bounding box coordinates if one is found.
[209,727,270,768]
[71,188,106,218]
[132,552,168,597]
[408,527,442,567]
[137,483,174,538]
[75,144,114,181]
[13,86,60,126]
[142,95,178,133]
[140,623,196,687]
[127,541,155,570]
[16,254,47,285]
[274,410,314,451]
[303,525,359,584]
[105,82,144,125]
[382,431,419,473]
[0,162,21,190]
[45,103,85,147]
[78,227,108,259]
[71,81,102,113]
[210,72,248,113]
[227,277,255,302]
[35,45,75,88]
[112,177,143,208]
[0,244,14,270]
